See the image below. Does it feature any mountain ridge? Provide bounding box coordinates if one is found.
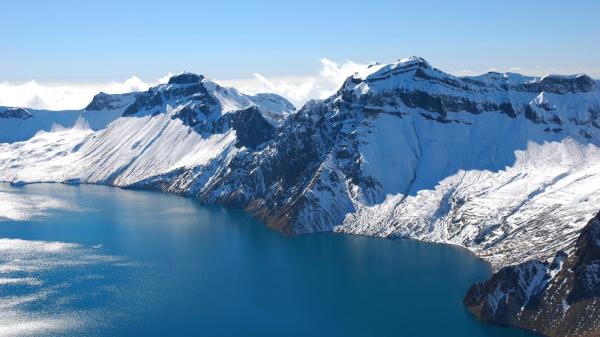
[1,58,599,336]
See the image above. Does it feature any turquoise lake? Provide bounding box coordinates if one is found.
[0,183,537,336]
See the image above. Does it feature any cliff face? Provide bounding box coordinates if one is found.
[465,211,600,337]
[196,57,600,272]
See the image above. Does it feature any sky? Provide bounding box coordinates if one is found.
[1,0,599,110]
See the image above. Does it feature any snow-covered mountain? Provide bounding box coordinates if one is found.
[0,72,295,185]
[2,59,599,264]
[1,58,599,335]
[195,57,600,268]
[0,92,136,143]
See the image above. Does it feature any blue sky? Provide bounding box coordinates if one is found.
[1,0,599,109]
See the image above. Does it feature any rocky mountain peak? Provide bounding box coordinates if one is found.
[85,92,137,112]
[396,55,431,68]
[167,72,205,85]
[123,75,215,117]
[348,55,433,83]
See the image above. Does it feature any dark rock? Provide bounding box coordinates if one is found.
[499,102,517,118]
[0,107,32,119]
[170,104,207,128]
[525,105,546,124]
[168,72,204,85]
[519,75,596,94]
[85,92,135,111]
[125,78,217,117]
[221,106,276,148]
[123,91,163,116]
[465,211,600,337]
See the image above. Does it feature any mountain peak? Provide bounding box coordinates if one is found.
[168,72,205,85]
[85,91,137,112]
[396,56,431,68]
[350,55,433,82]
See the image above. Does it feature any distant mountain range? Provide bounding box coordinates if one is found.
[1,57,599,336]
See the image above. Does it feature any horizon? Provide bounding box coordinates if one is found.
[2,55,599,111]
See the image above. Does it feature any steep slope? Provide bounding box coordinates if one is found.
[81,91,139,129]
[0,117,93,183]
[68,73,294,187]
[465,211,600,337]
[0,72,295,188]
[198,56,600,266]
[0,58,598,335]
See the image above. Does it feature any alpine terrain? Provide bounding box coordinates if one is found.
[1,57,599,336]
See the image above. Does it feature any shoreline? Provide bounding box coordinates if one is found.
[1,180,561,336]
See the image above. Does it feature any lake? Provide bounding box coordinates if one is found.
[0,183,536,337]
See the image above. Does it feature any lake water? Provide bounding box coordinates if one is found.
[0,183,536,337]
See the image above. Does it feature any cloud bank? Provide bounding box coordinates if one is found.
[215,58,369,108]
[0,59,369,111]
[2,59,598,111]
[0,74,172,111]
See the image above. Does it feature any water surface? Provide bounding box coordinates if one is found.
[0,183,536,336]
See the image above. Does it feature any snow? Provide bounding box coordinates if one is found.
[352,56,430,81]
[0,75,293,190]
[72,111,239,186]
[0,111,239,188]
[0,119,92,183]
[562,299,571,312]
[0,93,136,144]
[518,262,548,309]
[322,57,600,269]
[356,113,419,203]
[203,81,295,125]
[338,134,600,268]
[1,62,599,272]
[0,108,82,143]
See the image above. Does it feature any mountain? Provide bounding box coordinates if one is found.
[0,58,599,335]
[465,211,600,337]
[198,56,600,267]
[0,73,294,185]
[0,92,136,143]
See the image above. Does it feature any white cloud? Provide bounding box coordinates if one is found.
[0,59,370,111]
[319,58,367,85]
[9,59,596,112]
[251,72,317,103]
[0,76,166,111]
[216,58,370,108]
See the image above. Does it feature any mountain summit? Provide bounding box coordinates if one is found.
[167,72,204,85]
